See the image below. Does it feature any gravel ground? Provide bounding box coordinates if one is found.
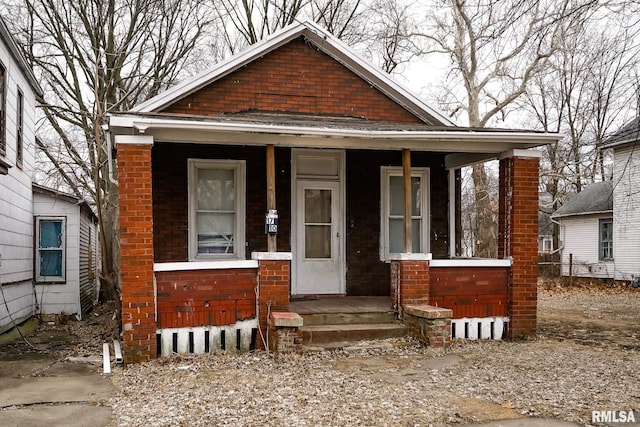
[104,284,640,427]
[4,284,638,426]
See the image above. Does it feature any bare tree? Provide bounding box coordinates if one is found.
[10,0,215,301]
[418,0,597,257]
[515,1,640,254]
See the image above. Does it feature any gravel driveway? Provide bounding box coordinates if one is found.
[105,283,639,426]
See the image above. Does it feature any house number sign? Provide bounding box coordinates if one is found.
[265,209,278,234]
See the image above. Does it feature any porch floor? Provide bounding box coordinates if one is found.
[289,296,392,314]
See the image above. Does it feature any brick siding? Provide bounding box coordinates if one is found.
[118,142,156,364]
[499,156,540,339]
[429,267,509,318]
[163,37,422,124]
[155,269,257,328]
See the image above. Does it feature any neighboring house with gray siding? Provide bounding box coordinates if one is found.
[0,16,43,334]
[33,184,100,319]
[551,181,614,279]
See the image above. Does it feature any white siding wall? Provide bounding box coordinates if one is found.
[0,34,38,333]
[33,192,81,317]
[559,214,614,279]
[613,145,640,281]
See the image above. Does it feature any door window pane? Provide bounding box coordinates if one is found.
[305,189,331,258]
[305,189,331,223]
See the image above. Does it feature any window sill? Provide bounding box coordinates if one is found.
[154,260,258,272]
[0,157,11,175]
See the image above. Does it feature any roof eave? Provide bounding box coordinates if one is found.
[110,115,559,154]
[551,209,613,219]
[0,17,43,96]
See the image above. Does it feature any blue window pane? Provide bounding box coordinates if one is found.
[40,220,62,248]
[40,250,63,277]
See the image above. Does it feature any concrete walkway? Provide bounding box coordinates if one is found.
[0,352,114,426]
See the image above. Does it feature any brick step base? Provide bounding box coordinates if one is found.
[300,323,407,346]
[300,311,397,326]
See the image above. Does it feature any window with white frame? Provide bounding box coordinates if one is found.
[36,217,66,282]
[189,159,245,260]
[380,167,430,260]
[599,219,613,260]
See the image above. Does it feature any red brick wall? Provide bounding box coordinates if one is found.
[118,142,156,363]
[391,260,430,307]
[155,269,257,328]
[257,259,291,350]
[163,38,423,123]
[499,156,540,339]
[429,267,508,318]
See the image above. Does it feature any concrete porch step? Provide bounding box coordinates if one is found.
[300,311,397,326]
[300,323,408,345]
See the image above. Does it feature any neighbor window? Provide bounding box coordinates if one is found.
[36,217,66,282]
[16,88,23,168]
[599,219,613,260]
[0,62,6,156]
[380,167,430,260]
[189,159,245,260]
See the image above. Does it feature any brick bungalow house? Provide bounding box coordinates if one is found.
[109,21,559,363]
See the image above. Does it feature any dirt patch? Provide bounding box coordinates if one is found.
[538,281,640,350]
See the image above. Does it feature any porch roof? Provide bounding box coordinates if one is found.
[109,111,559,168]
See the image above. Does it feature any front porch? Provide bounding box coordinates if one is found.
[111,21,555,363]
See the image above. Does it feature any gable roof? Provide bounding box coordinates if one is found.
[602,116,640,149]
[33,183,97,221]
[551,180,613,219]
[132,20,454,127]
[0,16,43,97]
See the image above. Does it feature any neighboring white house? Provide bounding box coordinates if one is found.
[33,184,100,319]
[0,16,43,334]
[552,116,640,283]
[551,181,614,280]
[602,116,640,283]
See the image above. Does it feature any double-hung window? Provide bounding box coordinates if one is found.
[599,219,613,260]
[380,167,430,260]
[36,217,66,282]
[189,159,245,260]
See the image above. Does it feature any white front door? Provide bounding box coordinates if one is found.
[292,149,345,295]
[294,179,344,295]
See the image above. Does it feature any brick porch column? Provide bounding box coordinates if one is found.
[116,135,156,363]
[390,254,432,311]
[252,252,291,350]
[498,151,540,339]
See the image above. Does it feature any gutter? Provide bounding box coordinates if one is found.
[110,115,562,145]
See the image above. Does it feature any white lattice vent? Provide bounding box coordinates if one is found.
[157,319,258,357]
[451,317,509,340]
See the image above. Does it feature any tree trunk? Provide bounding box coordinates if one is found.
[471,163,497,258]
